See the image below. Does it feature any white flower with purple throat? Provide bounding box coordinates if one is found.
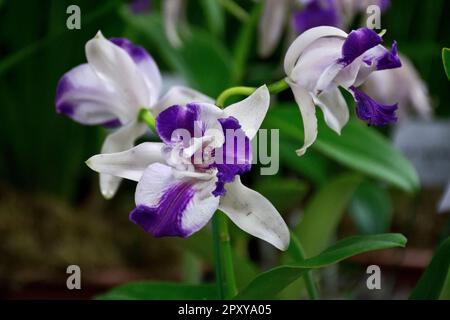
[55,31,210,199]
[86,86,290,251]
[284,26,401,155]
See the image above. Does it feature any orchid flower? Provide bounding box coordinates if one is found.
[284,26,401,155]
[55,31,211,199]
[85,86,290,251]
[363,54,433,120]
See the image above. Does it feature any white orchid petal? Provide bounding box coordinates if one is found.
[258,0,289,58]
[313,87,349,134]
[219,177,290,251]
[87,142,165,183]
[287,80,318,156]
[85,31,150,113]
[152,86,214,116]
[284,26,347,75]
[224,85,270,140]
[97,121,147,199]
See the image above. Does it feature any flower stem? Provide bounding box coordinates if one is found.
[212,211,238,299]
[138,108,156,132]
[216,78,289,108]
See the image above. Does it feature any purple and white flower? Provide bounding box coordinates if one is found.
[85,86,290,250]
[284,26,401,155]
[55,31,211,198]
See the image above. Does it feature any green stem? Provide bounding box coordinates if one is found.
[289,232,320,300]
[138,108,156,132]
[212,212,238,299]
[219,0,249,23]
[216,78,289,108]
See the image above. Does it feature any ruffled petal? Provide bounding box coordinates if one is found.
[219,177,290,251]
[350,86,397,126]
[223,85,270,139]
[131,163,219,237]
[287,80,318,156]
[86,142,165,182]
[55,64,125,125]
[99,121,147,199]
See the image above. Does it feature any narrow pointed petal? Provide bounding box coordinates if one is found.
[131,163,219,237]
[99,121,147,199]
[224,85,270,139]
[163,0,184,48]
[219,177,290,251]
[86,142,165,182]
[313,87,349,134]
[86,31,150,113]
[350,86,398,126]
[287,80,318,156]
[284,26,347,75]
[55,64,125,125]
[258,0,288,58]
[152,86,214,116]
[110,38,162,105]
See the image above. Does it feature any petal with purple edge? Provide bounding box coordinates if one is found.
[55,64,126,125]
[155,103,200,144]
[350,86,398,126]
[132,163,219,237]
[339,28,382,66]
[86,31,151,112]
[375,41,401,70]
[110,37,162,104]
[219,177,290,251]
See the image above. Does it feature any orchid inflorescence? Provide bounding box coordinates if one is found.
[55,24,402,250]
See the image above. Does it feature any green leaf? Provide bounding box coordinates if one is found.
[235,234,407,299]
[410,236,450,300]
[296,173,363,257]
[349,180,392,234]
[97,282,218,300]
[443,48,450,80]
[265,106,419,192]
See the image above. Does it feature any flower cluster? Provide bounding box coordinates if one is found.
[55,24,403,250]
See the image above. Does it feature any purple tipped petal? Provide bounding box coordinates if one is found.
[350,86,397,126]
[212,116,251,197]
[55,64,124,125]
[109,37,162,100]
[293,0,341,34]
[339,28,382,66]
[130,182,195,237]
[375,41,401,70]
[156,103,202,144]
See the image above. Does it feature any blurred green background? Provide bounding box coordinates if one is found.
[0,0,449,299]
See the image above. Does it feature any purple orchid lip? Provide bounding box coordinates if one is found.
[350,86,398,126]
[339,28,382,66]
